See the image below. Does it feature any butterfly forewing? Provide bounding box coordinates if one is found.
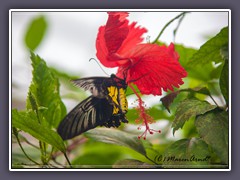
[71,77,110,98]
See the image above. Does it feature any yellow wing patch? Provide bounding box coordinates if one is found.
[107,86,128,115]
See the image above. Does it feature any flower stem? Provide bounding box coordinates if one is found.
[152,12,189,44]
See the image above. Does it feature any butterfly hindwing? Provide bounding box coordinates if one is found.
[57,95,113,140]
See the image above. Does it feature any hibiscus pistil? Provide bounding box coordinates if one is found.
[129,83,161,140]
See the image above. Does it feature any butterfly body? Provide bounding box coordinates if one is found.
[57,74,128,140]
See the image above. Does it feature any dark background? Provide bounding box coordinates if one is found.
[1,0,238,179]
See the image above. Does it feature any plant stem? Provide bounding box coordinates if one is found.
[14,132,40,165]
[19,134,40,149]
[152,12,189,44]
[209,94,219,107]
[51,158,66,168]
[145,155,161,166]
[173,12,187,42]
[64,153,72,168]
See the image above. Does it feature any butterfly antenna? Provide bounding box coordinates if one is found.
[89,58,109,76]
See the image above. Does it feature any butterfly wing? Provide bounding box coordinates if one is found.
[57,95,113,140]
[71,77,111,98]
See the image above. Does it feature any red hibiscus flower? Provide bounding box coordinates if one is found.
[96,12,187,139]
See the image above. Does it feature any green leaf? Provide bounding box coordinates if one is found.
[180,117,199,138]
[220,44,229,60]
[24,16,48,51]
[184,87,212,96]
[172,98,217,134]
[113,159,155,168]
[187,27,228,67]
[26,52,66,128]
[192,64,222,83]
[157,43,197,70]
[174,44,197,68]
[162,138,211,168]
[84,128,146,156]
[219,45,229,105]
[72,142,123,167]
[12,109,66,153]
[175,44,222,82]
[72,152,121,168]
[160,87,212,113]
[195,109,228,164]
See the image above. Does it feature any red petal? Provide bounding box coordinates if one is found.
[117,43,187,95]
[105,12,129,54]
[96,26,113,67]
[118,22,147,56]
[96,12,147,67]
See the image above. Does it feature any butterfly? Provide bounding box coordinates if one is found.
[57,74,128,140]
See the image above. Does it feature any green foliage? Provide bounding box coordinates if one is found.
[174,44,197,68]
[24,16,48,51]
[219,45,229,105]
[84,128,146,156]
[162,138,211,168]
[160,87,212,113]
[71,142,124,168]
[195,109,229,164]
[165,43,223,83]
[26,52,66,128]
[172,98,217,135]
[12,109,66,153]
[187,27,228,67]
[12,52,68,167]
[158,26,229,168]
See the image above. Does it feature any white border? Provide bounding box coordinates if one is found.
[9,9,231,171]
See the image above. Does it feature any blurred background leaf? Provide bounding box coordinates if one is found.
[24,15,48,51]
[71,142,124,168]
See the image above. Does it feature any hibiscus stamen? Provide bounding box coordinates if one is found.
[128,83,161,140]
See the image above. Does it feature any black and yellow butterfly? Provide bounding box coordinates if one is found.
[57,74,128,140]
